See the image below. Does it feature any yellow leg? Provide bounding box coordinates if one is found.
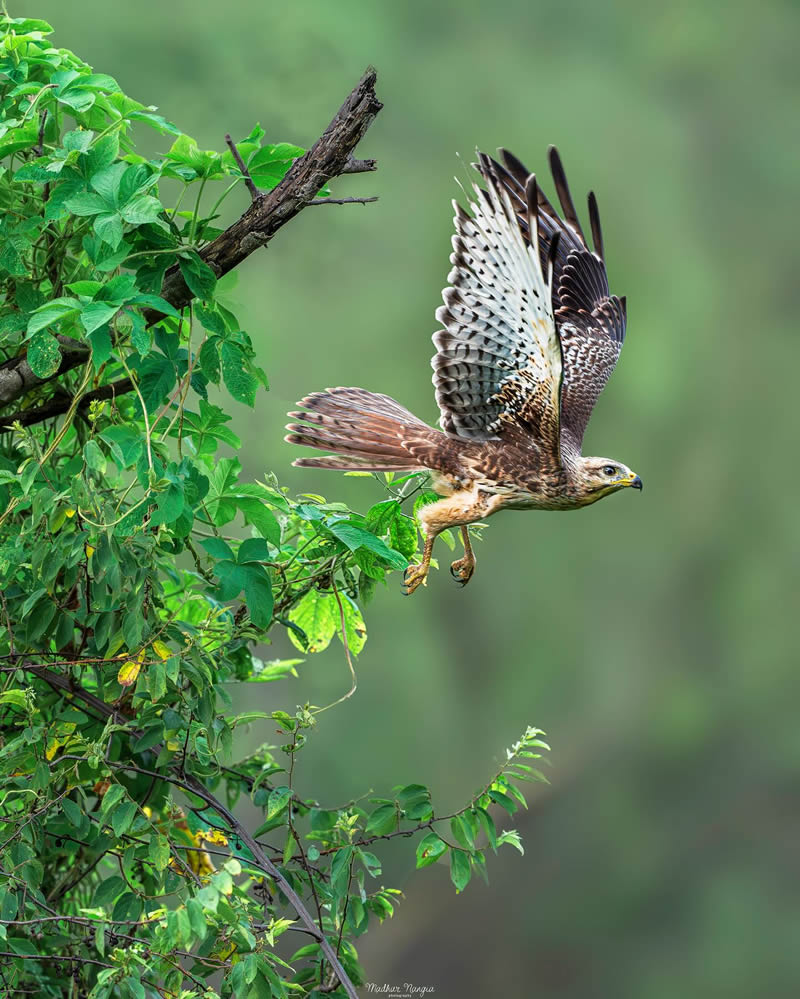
[402,486,499,596]
[450,526,476,586]
[403,533,436,596]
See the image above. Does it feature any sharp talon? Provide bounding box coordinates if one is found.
[449,556,475,587]
[403,562,430,596]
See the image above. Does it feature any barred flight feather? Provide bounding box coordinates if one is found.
[432,152,562,457]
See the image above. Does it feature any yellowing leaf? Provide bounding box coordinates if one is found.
[288,590,337,654]
[84,544,95,558]
[117,659,141,686]
[199,829,228,846]
[45,722,76,760]
[151,640,171,660]
[64,508,76,518]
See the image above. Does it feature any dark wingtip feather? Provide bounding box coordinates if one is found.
[524,174,541,257]
[546,229,561,284]
[587,190,604,261]
[548,146,586,246]
[499,147,530,185]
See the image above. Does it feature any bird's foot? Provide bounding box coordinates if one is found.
[449,554,475,587]
[403,562,430,596]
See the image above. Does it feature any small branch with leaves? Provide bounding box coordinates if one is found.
[0,66,382,428]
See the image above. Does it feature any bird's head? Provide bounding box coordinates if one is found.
[573,458,642,503]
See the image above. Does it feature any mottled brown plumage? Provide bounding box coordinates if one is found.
[286,147,641,593]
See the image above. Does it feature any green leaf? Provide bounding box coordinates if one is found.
[488,789,518,816]
[326,521,408,569]
[267,786,291,820]
[200,537,235,561]
[243,565,273,629]
[338,593,367,655]
[112,892,142,923]
[330,846,353,896]
[178,252,217,301]
[88,326,113,368]
[101,784,126,814]
[214,560,248,601]
[80,301,119,335]
[101,426,143,469]
[128,293,181,318]
[397,783,431,814]
[220,341,258,406]
[120,194,162,225]
[235,498,280,547]
[67,280,103,297]
[390,513,418,559]
[94,212,124,249]
[61,797,85,830]
[415,833,447,869]
[26,330,62,377]
[249,143,305,189]
[287,590,337,653]
[198,337,220,383]
[450,814,475,850]
[83,440,106,472]
[238,538,270,563]
[124,976,146,999]
[93,875,126,907]
[365,804,397,837]
[27,298,81,334]
[365,499,400,534]
[0,889,18,923]
[32,760,50,790]
[89,162,126,207]
[64,191,108,216]
[496,829,524,855]
[111,800,137,837]
[449,849,472,893]
[88,132,119,171]
[476,807,498,850]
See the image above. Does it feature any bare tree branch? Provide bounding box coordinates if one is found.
[0,376,131,431]
[158,66,381,311]
[0,335,88,408]
[224,132,262,202]
[0,66,382,425]
[310,196,378,206]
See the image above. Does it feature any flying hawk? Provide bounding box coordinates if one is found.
[286,147,641,594]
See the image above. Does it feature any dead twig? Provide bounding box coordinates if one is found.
[310,196,378,206]
[224,132,262,202]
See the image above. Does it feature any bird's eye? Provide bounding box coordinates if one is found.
[603,465,616,477]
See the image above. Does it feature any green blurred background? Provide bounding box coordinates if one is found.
[22,1,800,994]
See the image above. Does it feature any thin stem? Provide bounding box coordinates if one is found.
[309,196,378,206]
[224,133,261,201]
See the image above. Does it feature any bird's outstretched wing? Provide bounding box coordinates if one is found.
[493,147,626,453]
[432,153,563,468]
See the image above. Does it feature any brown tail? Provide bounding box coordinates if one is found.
[285,387,429,471]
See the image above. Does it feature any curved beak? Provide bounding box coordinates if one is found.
[630,475,643,491]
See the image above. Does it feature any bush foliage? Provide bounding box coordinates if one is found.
[0,15,550,997]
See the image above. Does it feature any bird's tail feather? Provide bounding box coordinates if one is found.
[285,387,428,472]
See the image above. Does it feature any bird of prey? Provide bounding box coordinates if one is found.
[286,147,641,594]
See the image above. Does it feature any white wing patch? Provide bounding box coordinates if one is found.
[432,157,562,450]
